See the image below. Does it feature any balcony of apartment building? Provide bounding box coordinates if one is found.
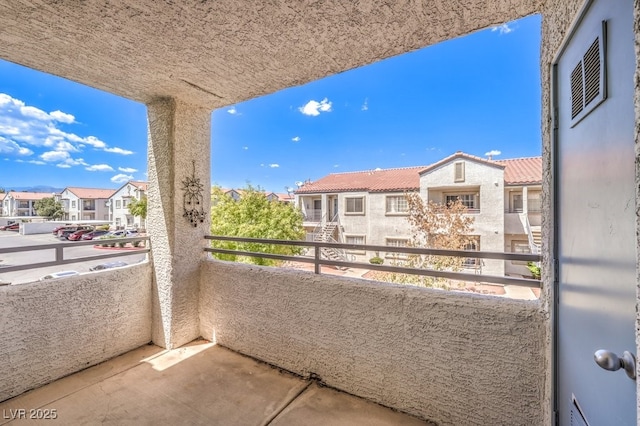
[426,187,482,214]
[6,1,620,424]
[504,187,542,254]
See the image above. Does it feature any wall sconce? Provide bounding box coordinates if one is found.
[182,160,206,227]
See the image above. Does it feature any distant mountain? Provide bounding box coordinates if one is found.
[3,186,64,194]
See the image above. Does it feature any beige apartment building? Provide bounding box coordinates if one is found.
[295,152,541,277]
[108,181,148,230]
[56,187,115,222]
[1,191,54,217]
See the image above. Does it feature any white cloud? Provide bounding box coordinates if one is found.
[242,146,249,150]
[0,137,33,156]
[485,150,502,158]
[40,150,70,162]
[118,167,138,173]
[86,164,114,172]
[111,173,133,183]
[361,98,369,111]
[28,160,46,165]
[0,93,135,160]
[56,164,71,169]
[492,23,513,35]
[104,146,134,155]
[227,107,237,115]
[49,110,75,123]
[299,98,332,116]
[20,105,50,121]
[55,141,79,152]
[269,163,280,168]
[292,136,300,142]
[333,164,339,168]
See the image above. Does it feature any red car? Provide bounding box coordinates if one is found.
[67,229,94,241]
[0,223,19,231]
[81,230,110,240]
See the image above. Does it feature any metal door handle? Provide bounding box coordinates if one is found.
[594,350,636,380]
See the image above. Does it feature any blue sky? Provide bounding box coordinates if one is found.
[0,15,541,193]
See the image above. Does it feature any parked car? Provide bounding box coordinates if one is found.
[67,229,94,241]
[93,229,138,240]
[89,261,128,271]
[81,230,110,240]
[57,226,92,239]
[0,223,19,231]
[52,225,69,236]
[39,270,79,281]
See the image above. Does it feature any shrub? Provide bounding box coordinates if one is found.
[118,241,127,248]
[132,240,141,247]
[527,262,541,279]
[369,256,384,265]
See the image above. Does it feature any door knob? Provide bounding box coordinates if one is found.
[594,350,636,380]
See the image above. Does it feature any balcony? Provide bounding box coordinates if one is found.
[0,237,545,425]
[303,208,322,222]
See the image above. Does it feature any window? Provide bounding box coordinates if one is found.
[116,200,121,209]
[71,215,76,221]
[454,162,465,182]
[445,194,477,211]
[463,237,480,268]
[511,194,523,212]
[123,199,129,208]
[345,235,366,254]
[104,200,109,207]
[386,238,409,259]
[511,240,530,265]
[386,196,408,214]
[116,217,121,226]
[127,216,134,226]
[345,197,365,214]
[71,200,76,208]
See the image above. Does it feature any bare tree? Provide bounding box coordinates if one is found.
[372,192,475,289]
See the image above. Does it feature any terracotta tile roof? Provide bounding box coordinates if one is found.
[0,193,5,201]
[130,181,148,191]
[418,152,504,175]
[295,153,542,194]
[295,166,426,194]
[495,157,542,185]
[276,193,294,201]
[65,187,116,199]
[8,191,54,200]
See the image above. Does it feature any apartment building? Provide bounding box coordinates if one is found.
[108,181,148,230]
[0,193,6,216]
[56,187,115,221]
[295,152,542,277]
[2,191,53,217]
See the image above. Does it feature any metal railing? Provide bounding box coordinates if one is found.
[303,209,323,222]
[0,236,150,274]
[205,235,541,287]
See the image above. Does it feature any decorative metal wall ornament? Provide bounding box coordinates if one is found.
[182,160,206,227]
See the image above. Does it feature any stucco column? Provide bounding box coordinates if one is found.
[147,98,211,349]
[522,186,528,214]
[321,193,328,222]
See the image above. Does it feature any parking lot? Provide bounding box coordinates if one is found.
[0,230,147,285]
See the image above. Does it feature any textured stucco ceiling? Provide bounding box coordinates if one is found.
[0,0,540,109]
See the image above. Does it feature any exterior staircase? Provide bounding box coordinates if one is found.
[312,215,349,266]
[530,226,542,249]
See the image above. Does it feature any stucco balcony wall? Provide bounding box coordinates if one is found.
[0,263,153,402]
[200,259,546,426]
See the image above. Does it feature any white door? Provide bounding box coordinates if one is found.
[554,0,636,424]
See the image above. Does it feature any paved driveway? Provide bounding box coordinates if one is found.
[0,231,147,285]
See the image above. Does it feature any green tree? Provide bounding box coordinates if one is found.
[34,197,64,219]
[128,196,147,219]
[210,185,305,266]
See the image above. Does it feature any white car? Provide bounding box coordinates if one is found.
[93,230,138,240]
[39,270,80,281]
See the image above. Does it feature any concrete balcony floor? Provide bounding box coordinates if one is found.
[0,340,433,425]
